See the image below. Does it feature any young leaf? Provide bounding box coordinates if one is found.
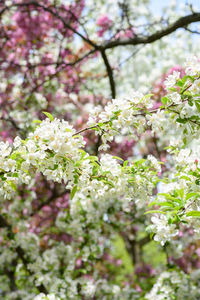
[43,111,54,121]
[144,210,166,215]
[33,120,42,124]
[176,117,187,124]
[195,101,200,113]
[185,192,199,201]
[161,96,168,105]
[70,185,78,200]
[112,156,124,162]
[186,211,200,217]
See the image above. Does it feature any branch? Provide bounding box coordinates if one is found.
[1,1,97,49]
[73,124,101,136]
[27,49,96,95]
[101,13,200,49]
[184,27,200,35]
[100,50,116,98]
[122,232,151,265]
[138,235,151,247]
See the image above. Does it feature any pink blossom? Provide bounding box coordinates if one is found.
[97,15,112,37]
[115,28,136,39]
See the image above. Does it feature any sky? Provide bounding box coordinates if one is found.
[151,0,200,13]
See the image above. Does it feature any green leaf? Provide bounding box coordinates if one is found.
[7,181,17,191]
[148,201,174,208]
[43,111,54,121]
[183,137,187,146]
[186,211,200,217]
[150,232,154,239]
[182,75,195,83]
[33,120,42,124]
[101,179,114,187]
[12,173,19,178]
[144,93,153,99]
[195,179,200,185]
[157,193,182,204]
[169,87,177,92]
[176,117,187,124]
[70,185,78,200]
[123,161,128,167]
[83,155,98,162]
[144,210,166,215]
[177,188,184,200]
[112,156,124,162]
[176,79,184,87]
[180,175,191,181]
[185,192,199,201]
[161,97,168,105]
[188,99,194,106]
[195,101,200,113]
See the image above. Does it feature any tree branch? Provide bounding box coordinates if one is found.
[1,1,97,49]
[101,13,200,49]
[101,50,116,98]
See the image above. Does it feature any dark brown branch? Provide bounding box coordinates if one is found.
[122,232,151,265]
[101,12,200,49]
[2,2,200,102]
[100,50,116,98]
[0,116,20,131]
[2,2,200,53]
[4,267,18,292]
[119,46,142,67]
[138,235,151,247]
[184,26,200,35]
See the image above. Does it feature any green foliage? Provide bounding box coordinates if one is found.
[42,111,54,121]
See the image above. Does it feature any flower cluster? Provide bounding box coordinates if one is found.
[1,0,200,297]
[87,91,152,150]
[145,270,200,300]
